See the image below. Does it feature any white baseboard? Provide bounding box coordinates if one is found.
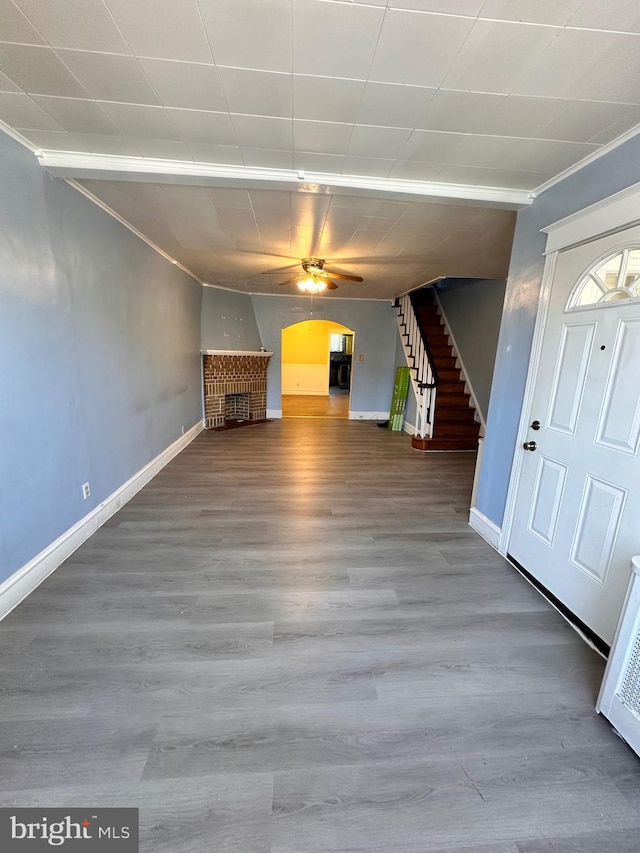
[468,506,502,551]
[267,409,282,418]
[349,411,389,420]
[403,419,416,435]
[0,420,203,623]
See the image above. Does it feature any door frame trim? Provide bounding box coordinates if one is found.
[500,181,640,557]
[499,251,557,555]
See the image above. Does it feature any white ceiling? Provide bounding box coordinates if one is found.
[2,0,640,298]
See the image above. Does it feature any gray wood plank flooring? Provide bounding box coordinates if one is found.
[1,418,639,852]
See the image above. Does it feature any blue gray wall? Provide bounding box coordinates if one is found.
[435,278,506,421]
[251,295,398,414]
[478,133,640,527]
[201,286,262,350]
[0,131,203,584]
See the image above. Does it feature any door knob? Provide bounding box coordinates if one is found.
[523,441,537,451]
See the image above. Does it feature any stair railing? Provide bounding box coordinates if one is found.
[394,293,438,439]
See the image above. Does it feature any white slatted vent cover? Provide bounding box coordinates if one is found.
[618,630,640,716]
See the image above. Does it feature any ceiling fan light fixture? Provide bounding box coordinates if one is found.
[297,275,327,294]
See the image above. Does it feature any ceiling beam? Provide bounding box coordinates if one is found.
[38,151,534,210]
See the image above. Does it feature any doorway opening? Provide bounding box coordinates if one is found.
[281,319,355,418]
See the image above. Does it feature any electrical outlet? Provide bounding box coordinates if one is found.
[82,482,91,500]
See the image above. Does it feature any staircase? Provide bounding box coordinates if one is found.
[396,287,481,451]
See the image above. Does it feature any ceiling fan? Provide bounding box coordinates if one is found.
[263,258,364,293]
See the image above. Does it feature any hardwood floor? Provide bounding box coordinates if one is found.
[282,390,350,418]
[1,418,639,853]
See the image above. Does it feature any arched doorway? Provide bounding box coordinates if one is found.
[281,319,355,418]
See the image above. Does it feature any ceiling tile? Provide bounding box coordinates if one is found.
[293,119,353,155]
[166,108,237,145]
[0,0,45,44]
[0,91,63,129]
[82,181,183,253]
[293,76,364,124]
[74,133,145,155]
[199,0,292,73]
[389,0,484,12]
[399,129,466,161]
[32,96,120,134]
[476,94,569,138]
[18,129,88,150]
[436,163,546,190]
[292,0,384,78]
[418,90,504,134]
[479,0,583,26]
[348,125,412,158]
[451,134,598,174]
[186,141,244,164]
[152,185,220,248]
[342,155,395,178]
[441,19,560,95]
[133,138,193,160]
[370,10,474,87]
[218,67,292,119]
[366,199,408,216]
[293,151,345,173]
[588,112,640,145]
[534,100,640,143]
[0,69,20,92]
[99,102,179,139]
[567,0,640,33]
[14,0,131,53]
[0,44,89,97]
[241,147,294,169]
[207,188,252,209]
[104,0,212,62]
[357,81,435,128]
[387,160,444,180]
[563,34,640,103]
[510,29,639,102]
[57,50,159,104]
[138,59,226,111]
[231,114,292,150]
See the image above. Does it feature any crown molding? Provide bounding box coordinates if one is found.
[533,123,640,197]
[38,151,534,209]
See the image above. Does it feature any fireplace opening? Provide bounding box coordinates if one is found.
[225,393,250,422]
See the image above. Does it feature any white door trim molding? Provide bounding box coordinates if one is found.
[543,181,640,254]
[0,421,203,623]
[499,252,558,555]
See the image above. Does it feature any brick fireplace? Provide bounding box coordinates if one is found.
[202,351,272,429]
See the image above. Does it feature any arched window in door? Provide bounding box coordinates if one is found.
[567,247,640,310]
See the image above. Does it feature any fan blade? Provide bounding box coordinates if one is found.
[277,276,302,287]
[317,270,363,282]
[325,280,339,290]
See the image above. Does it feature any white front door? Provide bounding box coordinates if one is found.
[508,225,640,645]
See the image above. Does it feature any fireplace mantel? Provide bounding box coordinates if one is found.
[201,350,273,357]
